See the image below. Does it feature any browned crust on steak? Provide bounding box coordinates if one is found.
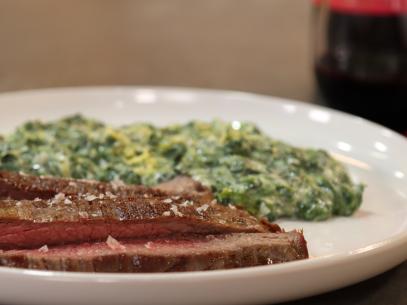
[0,171,152,200]
[0,232,308,272]
[0,195,262,226]
[155,176,213,202]
[0,171,211,201]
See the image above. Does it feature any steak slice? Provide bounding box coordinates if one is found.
[0,232,308,272]
[0,195,277,249]
[0,171,211,201]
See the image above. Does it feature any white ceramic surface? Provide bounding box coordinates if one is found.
[0,87,406,305]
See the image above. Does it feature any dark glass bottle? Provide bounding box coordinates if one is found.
[314,0,407,134]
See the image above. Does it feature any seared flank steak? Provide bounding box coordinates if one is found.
[0,171,308,272]
[0,232,308,272]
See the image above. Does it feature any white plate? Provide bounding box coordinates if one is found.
[0,86,406,305]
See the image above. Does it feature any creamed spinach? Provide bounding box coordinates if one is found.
[0,115,364,221]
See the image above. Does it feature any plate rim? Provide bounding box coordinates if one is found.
[0,84,404,142]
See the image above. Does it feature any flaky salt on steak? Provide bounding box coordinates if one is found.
[0,194,279,249]
[0,232,308,272]
[0,171,212,201]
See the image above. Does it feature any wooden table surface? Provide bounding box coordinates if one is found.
[0,1,405,304]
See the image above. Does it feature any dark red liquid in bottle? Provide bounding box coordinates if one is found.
[315,1,407,133]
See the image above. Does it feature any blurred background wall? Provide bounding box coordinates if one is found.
[0,0,312,101]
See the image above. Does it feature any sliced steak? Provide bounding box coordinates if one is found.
[0,232,308,272]
[0,195,277,249]
[0,171,212,201]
